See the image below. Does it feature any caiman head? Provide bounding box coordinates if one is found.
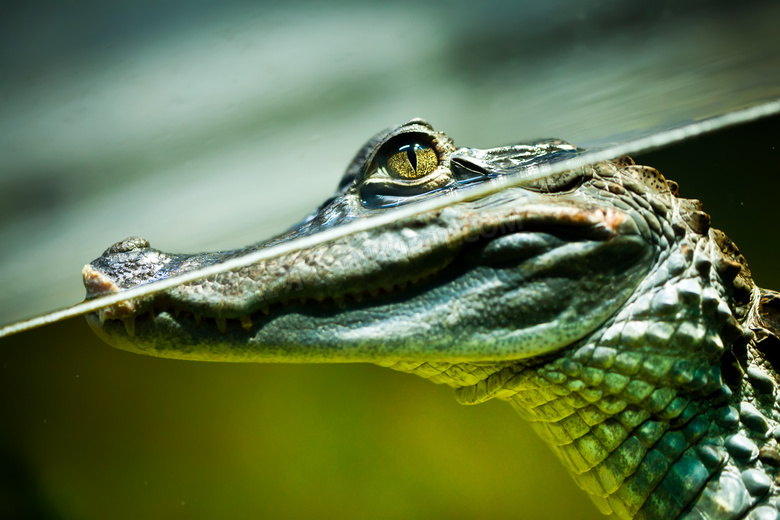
[83,119,661,361]
[83,119,776,519]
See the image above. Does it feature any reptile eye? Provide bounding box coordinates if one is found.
[360,133,453,208]
[384,143,438,179]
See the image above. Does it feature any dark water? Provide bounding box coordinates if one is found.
[636,113,780,292]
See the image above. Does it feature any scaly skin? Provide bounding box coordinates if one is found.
[83,120,780,519]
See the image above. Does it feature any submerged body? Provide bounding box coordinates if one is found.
[84,120,780,519]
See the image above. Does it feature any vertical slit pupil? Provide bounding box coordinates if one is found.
[403,145,418,172]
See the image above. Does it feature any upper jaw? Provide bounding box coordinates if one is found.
[83,183,640,325]
[82,192,652,363]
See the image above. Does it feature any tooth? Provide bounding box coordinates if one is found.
[261,306,270,315]
[369,288,379,298]
[99,310,107,325]
[216,318,227,334]
[353,293,363,303]
[334,296,347,308]
[299,297,307,304]
[315,295,325,303]
[240,316,253,332]
[122,317,136,337]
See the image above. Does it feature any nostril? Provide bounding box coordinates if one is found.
[104,237,151,255]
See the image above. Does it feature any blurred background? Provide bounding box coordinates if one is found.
[1,0,779,518]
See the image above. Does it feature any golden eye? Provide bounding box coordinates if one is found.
[384,143,438,179]
[360,135,451,208]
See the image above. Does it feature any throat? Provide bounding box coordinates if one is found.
[496,354,722,519]
[445,315,780,520]
[443,306,732,519]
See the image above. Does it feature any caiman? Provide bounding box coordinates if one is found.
[82,119,780,520]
